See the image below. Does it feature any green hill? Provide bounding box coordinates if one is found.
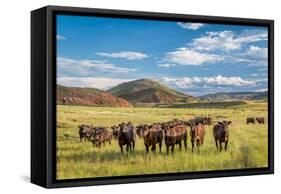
[107,78,196,103]
[56,85,133,107]
[199,91,268,101]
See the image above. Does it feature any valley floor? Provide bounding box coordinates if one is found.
[56,101,268,180]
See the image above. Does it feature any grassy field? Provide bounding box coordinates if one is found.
[56,100,268,180]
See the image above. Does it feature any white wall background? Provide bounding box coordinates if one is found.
[0,0,279,193]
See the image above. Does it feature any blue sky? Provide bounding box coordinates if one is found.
[57,15,268,96]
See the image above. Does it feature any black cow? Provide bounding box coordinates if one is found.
[118,122,136,154]
[213,121,231,151]
[78,124,94,142]
[190,117,208,125]
[111,125,120,139]
[205,117,213,125]
[136,124,147,138]
[246,117,255,124]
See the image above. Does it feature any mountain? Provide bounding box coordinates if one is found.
[56,85,133,107]
[107,78,196,103]
[199,91,268,101]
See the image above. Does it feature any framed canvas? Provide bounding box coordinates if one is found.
[31,5,274,188]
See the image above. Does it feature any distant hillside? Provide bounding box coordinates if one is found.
[199,91,268,101]
[57,85,133,107]
[107,79,196,103]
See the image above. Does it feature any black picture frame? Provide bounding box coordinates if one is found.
[31,5,274,188]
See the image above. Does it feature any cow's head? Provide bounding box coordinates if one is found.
[186,120,196,132]
[162,123,171,135]
[218,120,231,140]
[118,122,126,132]
[136,124,146,138]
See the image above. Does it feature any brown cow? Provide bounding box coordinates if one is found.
[189,122,205,152]
[213,121,231,151]
[246,117,255,124]
[256,117,265,124]
[163,123,187,154]
[142,123,163,153]
[90,127,112,148]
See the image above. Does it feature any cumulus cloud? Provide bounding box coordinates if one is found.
[177,22,205,30]
[57,34,66,40]
[203,75,255,86]
[258,68,267,72]
[236,45,268,67]
[162,75,256,88]
[57,57,137,76]
[96,51,148,60]
[162,29,268,67]
[157,63,177,68]
[163,77,201,88]
[57,77,133,90]
[255,88,268,92]
[245,45,267,60]
[190,30,267,52]
[164,47,224,65]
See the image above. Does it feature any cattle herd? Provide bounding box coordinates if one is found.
[78,116,265,154]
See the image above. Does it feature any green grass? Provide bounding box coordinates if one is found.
[56,101,268,180]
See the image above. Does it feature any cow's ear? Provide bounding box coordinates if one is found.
[228,121,232,125]
[218,122,223,125]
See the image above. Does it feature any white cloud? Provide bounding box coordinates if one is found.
[57,77,133,90]
[163,77,202,88]
[177,22,204,30]
[191,30,267,51]
[255,88,268,92]
[203,75,256,86]
[245,45,267,60]
[163,30,268,67]
[162,75,256,88]
[249,73,259,77]
[192,31,240,51]
[243,46,267,66]
[165,47,224,65]
[230,45,267,67]
[57,35,66,40]
[57,57,137,75]
[238,29,268,42]
[96,51,148,60]
[258,68,267,72]
[157,63,177,68]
